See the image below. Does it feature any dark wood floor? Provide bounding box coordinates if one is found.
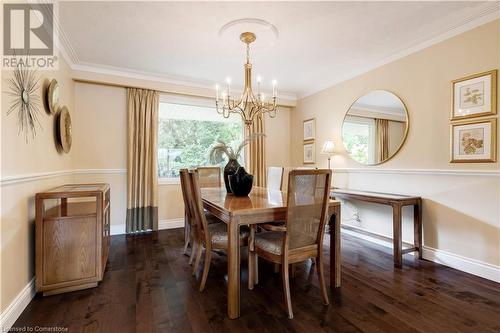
[13,228,500,333]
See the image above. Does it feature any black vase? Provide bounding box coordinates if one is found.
[223,159,241,193]
[229,167,254,197]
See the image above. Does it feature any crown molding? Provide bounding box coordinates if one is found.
[298,1,500,99]
[53,1,499,101]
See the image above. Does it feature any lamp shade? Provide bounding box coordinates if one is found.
[321,140,335,155]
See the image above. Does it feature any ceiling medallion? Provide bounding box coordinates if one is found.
[215,32,277,127]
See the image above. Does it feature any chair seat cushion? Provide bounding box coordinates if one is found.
[259,221,285,231]
[208,223,249,246]
[255,231,284,255]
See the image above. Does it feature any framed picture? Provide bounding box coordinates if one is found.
[451,70,497,120]
[450,118,496,163]
[303,142,315,164]
[303,118,316,141]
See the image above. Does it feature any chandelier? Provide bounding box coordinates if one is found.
[215,32,277,126]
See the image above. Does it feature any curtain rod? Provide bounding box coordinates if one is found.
[72,78,212,100]
[72,78,293,108]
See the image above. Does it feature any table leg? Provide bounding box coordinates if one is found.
[227,217,240,319]
[329,208,341,288]
[414,199,423,259]
[392,203,403,268]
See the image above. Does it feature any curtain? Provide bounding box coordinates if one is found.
[126,88,159,233]
[246,114,267,187]
[375,118,389,163]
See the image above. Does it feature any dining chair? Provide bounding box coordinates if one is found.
[180,169,220,259]
[189,169,250,292]
[197,166,221,188]
[267,166,284,191]
[248,169,332,319]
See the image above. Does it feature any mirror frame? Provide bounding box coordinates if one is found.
[341,90,410,165]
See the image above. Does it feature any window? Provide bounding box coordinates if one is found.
[342,116,376,164]
[158,99,243,179]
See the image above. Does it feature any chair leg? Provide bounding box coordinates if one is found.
[248,249,255,290]
[254,254,258,286]
[290,263,297,278]
[316,256,329,305]
[183,219,190,255]
[192,244,203,276]
[199,249,212,292]
[248,249,259,290]
[188,239,197,265]
[281,261,293,319]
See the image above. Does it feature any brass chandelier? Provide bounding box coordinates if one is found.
[215,32,277,126]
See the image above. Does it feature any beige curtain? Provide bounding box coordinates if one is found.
[375,118,389,163]
[246,114,267,187]
[126,88,159,233]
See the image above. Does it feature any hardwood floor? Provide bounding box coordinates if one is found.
[13,229,500,333]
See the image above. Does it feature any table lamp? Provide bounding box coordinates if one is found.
[321,140,335,169]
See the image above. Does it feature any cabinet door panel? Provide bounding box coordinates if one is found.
[43,217,96,285]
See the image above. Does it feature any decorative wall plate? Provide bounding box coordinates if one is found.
[57,106,72,153]
[47,79,60,115]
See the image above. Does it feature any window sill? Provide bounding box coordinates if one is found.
[158,178,180,186]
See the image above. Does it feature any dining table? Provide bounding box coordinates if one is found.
[201,186,342,319]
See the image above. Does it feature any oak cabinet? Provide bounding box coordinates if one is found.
[35,184,110,296]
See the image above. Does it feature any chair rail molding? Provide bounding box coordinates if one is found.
[332,168,500,177]
[1,169,127,186]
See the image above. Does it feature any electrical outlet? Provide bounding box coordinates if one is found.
[352,211,361,222]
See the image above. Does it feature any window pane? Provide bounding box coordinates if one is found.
[158,102,243,178]
[343,121,370,164]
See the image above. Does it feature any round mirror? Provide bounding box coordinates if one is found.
[341,90,409,165]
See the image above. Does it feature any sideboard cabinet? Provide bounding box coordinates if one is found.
[35,184,110,296]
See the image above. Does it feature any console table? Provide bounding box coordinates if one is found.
[35,184,110,295]
[331,188,422,268]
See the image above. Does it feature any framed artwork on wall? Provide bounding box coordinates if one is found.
[303,142,315,164]
[451,70,497,120]
[303,118,316,141]
[450,118,496,163]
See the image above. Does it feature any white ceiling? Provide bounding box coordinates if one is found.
[58,1,499,98]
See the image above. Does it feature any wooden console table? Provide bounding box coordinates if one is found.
[35,184,110,295]
[331,188,422,268]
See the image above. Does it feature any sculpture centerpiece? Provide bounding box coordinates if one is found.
[208,133,264,194]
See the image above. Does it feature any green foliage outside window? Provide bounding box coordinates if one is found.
[158,118,243,178]
[343,133,369,164]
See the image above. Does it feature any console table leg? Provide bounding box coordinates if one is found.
[392,203,403,268]
[414,200,423,259]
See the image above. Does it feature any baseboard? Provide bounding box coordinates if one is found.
[342,225,500,283]
[421,247,500,283]
[110,224,126,236]
[158,218,184,230]
[110,218,184,235]
[0,278,35,331]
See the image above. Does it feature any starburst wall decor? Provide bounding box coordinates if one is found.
[7,61,42,141]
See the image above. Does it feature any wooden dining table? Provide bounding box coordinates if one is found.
[201,186,342,319]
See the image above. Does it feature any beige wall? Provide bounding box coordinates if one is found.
[73,82,292,232]
[1,57,76,312]
[291,20,500,266]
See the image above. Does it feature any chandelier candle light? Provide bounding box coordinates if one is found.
[215,32,278,126]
